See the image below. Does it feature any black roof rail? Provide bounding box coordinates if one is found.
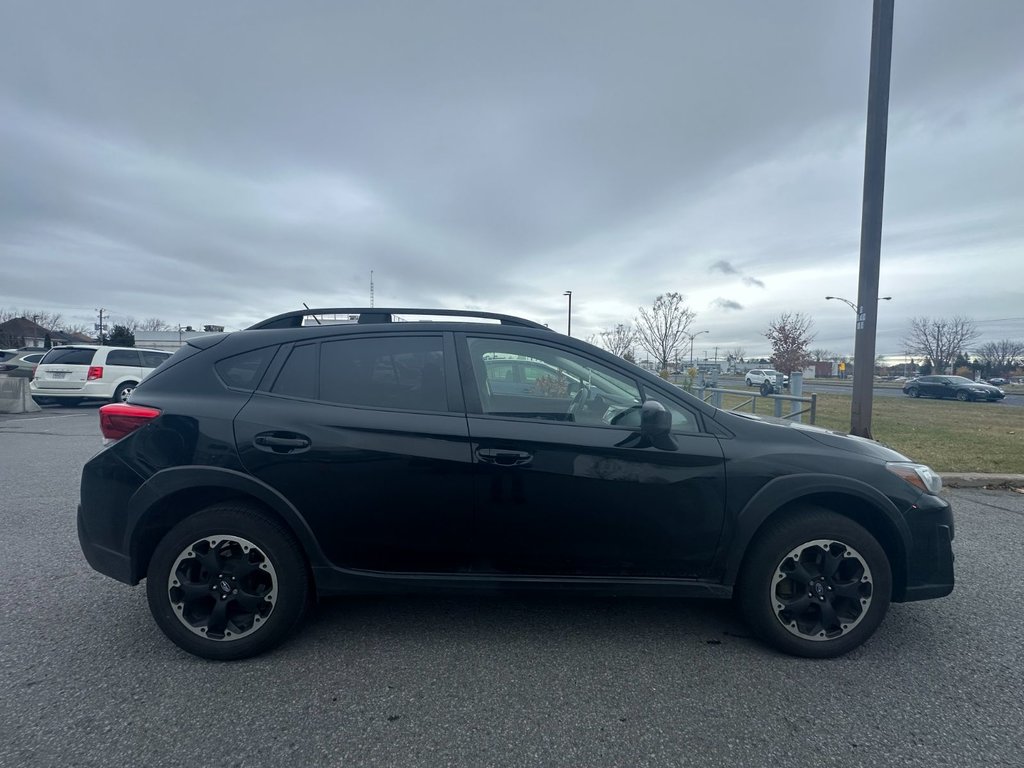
[247,308,552,331]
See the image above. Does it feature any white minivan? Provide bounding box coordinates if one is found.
[31,345,172,405]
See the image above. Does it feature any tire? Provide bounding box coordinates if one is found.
[745,378,753,387]
[760,381,773,397]
[737,508,892,658]
[907,387,919,398]
[146,503,310,660]
[955,390,970,402]
[113,381,137,403]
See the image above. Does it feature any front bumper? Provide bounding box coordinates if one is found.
[896,492,955,602]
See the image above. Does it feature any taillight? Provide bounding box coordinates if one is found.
[99,403,161,442]
[87,366,104,380]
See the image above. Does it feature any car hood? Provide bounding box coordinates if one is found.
[727,411,911,462]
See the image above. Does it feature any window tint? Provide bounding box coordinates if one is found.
[23,354,45,363]
[468,337,641,425]
[271,344,318,400]
[320,336,446,411]
[215,348,274,391]
[40,347,96,366]
[106,349,142,367]
[140,351,171,368]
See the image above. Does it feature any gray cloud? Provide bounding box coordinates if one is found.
[709,260,741,275]
[743,277,767,289]
[713,298,745,312]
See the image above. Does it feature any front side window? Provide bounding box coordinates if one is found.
[320,336,446,411]
[467,337,641,425]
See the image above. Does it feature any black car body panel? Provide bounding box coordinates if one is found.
[78,311,955,634]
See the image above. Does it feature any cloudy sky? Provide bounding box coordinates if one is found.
[2,1,1022,360]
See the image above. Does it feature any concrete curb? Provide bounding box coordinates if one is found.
[940,473,1024,490]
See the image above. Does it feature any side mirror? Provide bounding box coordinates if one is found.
[640,400,678,451]
[641,399,671,437]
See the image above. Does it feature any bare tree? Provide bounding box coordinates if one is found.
[598,323,637,360]
[976,339,1024,375]
[729,346,746,363]
[809,348,836,362]
[634,293,697,371]
[764,312,816,374]
[138,317,171,331]
[903,316,980,375]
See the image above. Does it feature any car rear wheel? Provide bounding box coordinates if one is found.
[146,503,310,660]
[955,390,970,402]
[113,381,137,403]
[737,508,892,658]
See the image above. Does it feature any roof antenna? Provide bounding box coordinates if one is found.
[302,302,322,325]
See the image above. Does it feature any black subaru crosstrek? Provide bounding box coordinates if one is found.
[78,308,954,660]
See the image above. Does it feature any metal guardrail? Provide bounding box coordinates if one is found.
[694,385,817,424]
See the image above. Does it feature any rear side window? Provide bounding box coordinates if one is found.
[40,348,96,366]
[140,351,171,368]
[106,349,142,367]
[271,344,318,400]
[320,336,446,411]
[215,348,275,391]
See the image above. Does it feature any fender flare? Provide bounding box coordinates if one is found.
[720,473,912,587]
[123,465,330,582]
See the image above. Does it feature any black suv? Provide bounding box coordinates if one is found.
[78,308,954,660]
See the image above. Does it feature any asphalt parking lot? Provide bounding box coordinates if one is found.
[1,409,1022,767]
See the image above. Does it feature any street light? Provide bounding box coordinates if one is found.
[825,295,892,312]
[563,291,572,336]
[685,329,709,367]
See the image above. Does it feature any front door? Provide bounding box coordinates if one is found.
[460,334,727,579]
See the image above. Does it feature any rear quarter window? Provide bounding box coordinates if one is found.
[40,348,96,366]
[215,348,275,391]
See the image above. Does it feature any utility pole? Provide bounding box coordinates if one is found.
[96,308,106,344]
[851,0,894,439]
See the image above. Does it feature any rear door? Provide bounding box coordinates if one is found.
[32,347,97,392]
[234,332,478,574]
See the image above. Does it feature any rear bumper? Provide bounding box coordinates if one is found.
[78,504,134,584]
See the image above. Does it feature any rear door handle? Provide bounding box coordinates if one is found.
[254,433,311,453]
[476,448,533,467]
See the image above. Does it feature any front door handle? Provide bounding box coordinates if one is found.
[476,448,533,467]
[254,433,311,454]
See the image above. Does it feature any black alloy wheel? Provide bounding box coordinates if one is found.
[738,508,892,658]
[146,503,309,660]
[955,390,971,402]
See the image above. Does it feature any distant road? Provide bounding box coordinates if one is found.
[716,378,1024,408]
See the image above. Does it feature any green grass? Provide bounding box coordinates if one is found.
[706,391,1024,474]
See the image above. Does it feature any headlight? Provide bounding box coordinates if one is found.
[886,462,942,495]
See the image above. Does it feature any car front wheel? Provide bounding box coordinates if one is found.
[906,387,919,398]
[955,390,971,402]
[737,508,892,658]
[146,502,309,660]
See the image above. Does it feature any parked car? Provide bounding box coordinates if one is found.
[78,308,954,661]
[987,377,1008,386]
[744,369,789,388]
[0,349,47,377]
[902,375,1005,402]
[31,345,172,405]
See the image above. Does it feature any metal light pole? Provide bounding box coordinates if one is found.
[850,0,895,439]
[826,296,892,381]
[563,291,572,336]
[686,330,709,367]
